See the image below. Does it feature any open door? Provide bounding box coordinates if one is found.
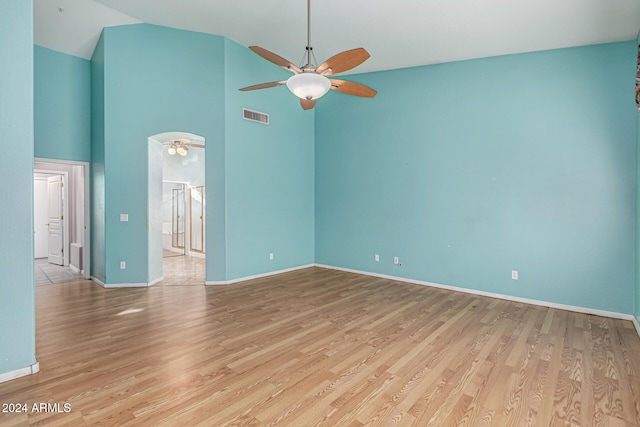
[47,175,64,266]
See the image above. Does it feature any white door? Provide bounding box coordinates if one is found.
[47,175,64,266]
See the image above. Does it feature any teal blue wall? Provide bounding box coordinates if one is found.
[636,105,640,323]
[224,39,315,280]
[0,0,36,375]
[93,24,225,284]
[91,33,106,282]
[90,25,315,285]
[34,46,91,162]
[636,34,640,325]
[316,42,637,314]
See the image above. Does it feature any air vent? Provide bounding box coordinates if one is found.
[243,108,269,125]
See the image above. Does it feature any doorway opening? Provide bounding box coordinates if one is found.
[34,159,90,285]
[148,132,206,286]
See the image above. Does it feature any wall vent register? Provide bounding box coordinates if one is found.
[243,108,269,125]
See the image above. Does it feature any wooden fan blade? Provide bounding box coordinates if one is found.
[330,79,377,98]
[239,81,286,91]
[300,99,316,110]
[249,46,302,74]
[185,143,205,148]
[317,48,370,75]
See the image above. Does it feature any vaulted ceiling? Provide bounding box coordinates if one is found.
[34,0,640,74]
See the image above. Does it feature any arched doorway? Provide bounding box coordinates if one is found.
[148,132,206,286]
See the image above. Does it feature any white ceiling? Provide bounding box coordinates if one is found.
[34,0,640,74]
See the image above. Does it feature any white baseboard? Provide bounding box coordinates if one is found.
[187,252,206,259]
[89,263,639,337]
[91,277,148,288]
[91,276,105,287]
[0,362,39,384]
[69,264,80,274]
[148,276,164,287]
[102,282,149,288]
[315,264,635,322]
[206,264,315,286]
[163,246,184,254]
[633,317,640,338]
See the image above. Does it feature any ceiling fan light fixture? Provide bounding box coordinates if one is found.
[176,146,188,156]
[286,72,331,100]
[167,145,177,155]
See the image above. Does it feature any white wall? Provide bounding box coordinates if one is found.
[148,141,164,283]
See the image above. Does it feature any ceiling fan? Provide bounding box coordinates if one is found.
[239,0,377,110]
[165,138,205,156]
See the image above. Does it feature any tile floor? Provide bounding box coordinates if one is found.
[34,252,205,286]
[159,251,206,286]
[35,258,85,285]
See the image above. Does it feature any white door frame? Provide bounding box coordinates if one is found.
[34,158,91,280]
[46,173,68,266]
[33,176,49,258]
[148,131,206,285]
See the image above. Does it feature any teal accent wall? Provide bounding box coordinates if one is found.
[224,39,315,280]
[636,105,640,324]
[0,0,36,375]
[636,33,640,326]
[34,46,91,162]
[316,42,637,314]
[92,24,225,284]
[90,25,315,285]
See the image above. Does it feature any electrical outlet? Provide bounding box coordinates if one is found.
[269,252,274,261]
[120,261,126,270]
[394,257,399,265]
[375,254,379,262]
[511,270,518,280]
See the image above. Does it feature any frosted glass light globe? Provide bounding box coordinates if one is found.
[286,73,331,100]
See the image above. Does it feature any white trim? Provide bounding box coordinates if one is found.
[165,246,185,254]
[35,158,91,280]
[91,276,106,287]
[206,264,315,286]
[148,276,164,286]
[69,264,80,274]
[91,277,148,288]
[0,362,39,384]
[633,316,640,338]
[315,264,635,321]
[101,282,149,289]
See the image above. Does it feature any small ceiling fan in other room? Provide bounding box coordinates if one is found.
[239,0,377,110]
[165,138,205,156]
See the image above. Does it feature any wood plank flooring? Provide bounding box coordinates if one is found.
[1,267,639,426]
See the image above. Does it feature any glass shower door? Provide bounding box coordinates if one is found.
[190,186,205,253]
[172,187,185,249]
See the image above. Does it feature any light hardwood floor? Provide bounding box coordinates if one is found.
[1,267,639,426]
